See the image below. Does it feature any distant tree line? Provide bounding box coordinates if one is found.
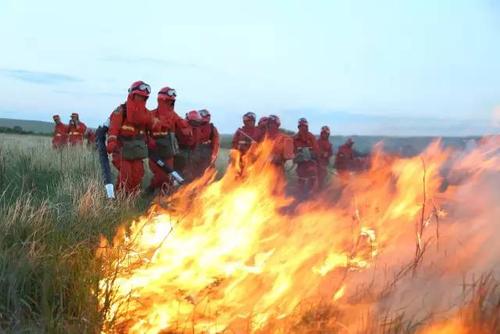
[0,126,51,136]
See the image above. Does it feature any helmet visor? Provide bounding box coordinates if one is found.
[129,83,151,95]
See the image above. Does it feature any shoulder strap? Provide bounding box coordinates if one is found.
[210,123,215,140]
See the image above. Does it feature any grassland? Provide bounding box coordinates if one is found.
[0,133,496,333]
[0,133,239,332]
[0,134,153,333]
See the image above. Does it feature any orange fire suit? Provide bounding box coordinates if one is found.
[317,137,333,188]
[293,131,320,195]
[231,126,262,154]
[148,104,189,190]
[107,99,156,194]
[175,121,219,181]
[334,143,354,172]
[86,129,96,148]
[68,122,87,146]
[52,123,68,148]
[265,130,294,186]
[193,122,220,177]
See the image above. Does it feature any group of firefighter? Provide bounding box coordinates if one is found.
[52,80,358,197]
[51,113,95,148]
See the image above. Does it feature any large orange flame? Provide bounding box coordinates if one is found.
[97,136,499,333]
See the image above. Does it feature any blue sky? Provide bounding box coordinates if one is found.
[0,0,499,135]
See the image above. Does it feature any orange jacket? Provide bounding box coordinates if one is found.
[335,144,354,171]
[267,131,294,165]
[317,137,333,165]
[150,106,188,138]
[231,126,262,153]
[293,131,320,157]
[108,103,155,145]
[68,122,87,145]
[52,123,68,147]
[193,122,220,158]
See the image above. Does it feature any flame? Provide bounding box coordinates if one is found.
[97,136,500,333]
[419,318,471,334]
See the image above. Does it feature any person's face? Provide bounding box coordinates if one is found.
[71,116,78,123]
[298,124,308,133]
[320,131,329,139]
[268,121,279,131]
[133,94,148,103]
[243,118,255,128]
[158,98,174,109]
[53,117,60,124]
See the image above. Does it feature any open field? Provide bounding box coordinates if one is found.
[0,118,54,134]
[0,134,152,332]
[0,133,498,333]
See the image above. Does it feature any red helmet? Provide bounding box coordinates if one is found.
[268,114,281,127]
[158,86,176,101]
[128,80,151,97]
[186,110,202,122]
[199,109,211,122]
[258,116,269,127]
[243,112,256,122]
[321,125,330,134]
[298,117,308,127]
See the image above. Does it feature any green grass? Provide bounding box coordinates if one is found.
[0,118,54,134]
[0,134,151,333]
[0,133,233,333]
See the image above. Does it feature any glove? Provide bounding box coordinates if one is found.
[106,140,118,154]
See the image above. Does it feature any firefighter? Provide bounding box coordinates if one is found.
[192,109,220,177]
[51,114,68,149]
[267,114,294,176]
[106,81,158,194]
[232,112,262,154]
[174,110,201,181]
[317,125,333,188]
[293,118,320,197]
[86,129,96,148]
[230,112,263,173]
[258,116,269,138]
[334,138,355,179]
[68,113,87,146]
[147,86,189,192]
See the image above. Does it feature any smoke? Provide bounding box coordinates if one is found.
[341,137,500,328]
[493,105,500,128]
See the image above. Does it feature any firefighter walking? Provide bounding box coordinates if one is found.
[106,81,159,194]
[317,125,333,188]
[147,86,189,192]
[68,113,87,146]
[52,115,68,149]
[293,118,320,197]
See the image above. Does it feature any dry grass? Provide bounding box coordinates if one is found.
[0,134,150,333]
[1,134,497,334]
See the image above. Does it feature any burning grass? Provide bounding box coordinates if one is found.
[97,136,499,333]
[1,133,498,333]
